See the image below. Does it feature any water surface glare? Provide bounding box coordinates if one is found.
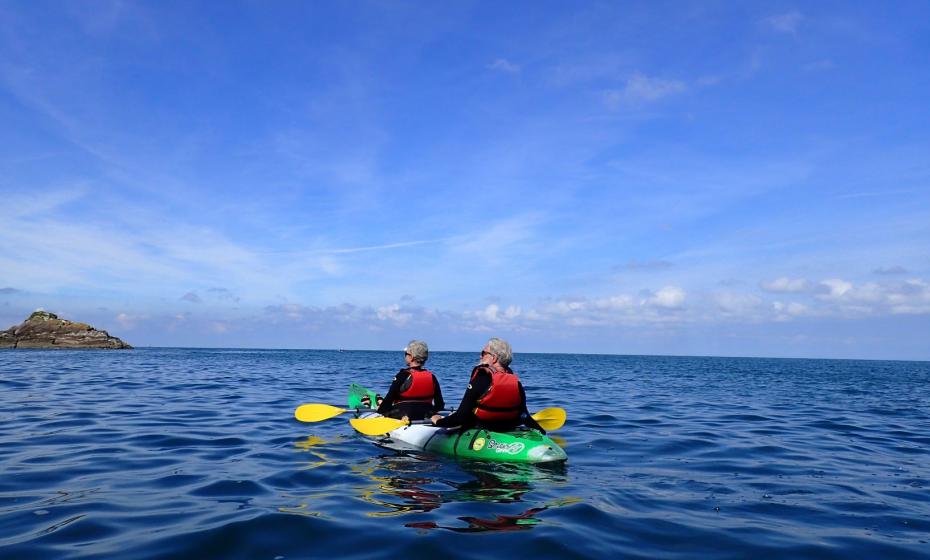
[1,349,928,558]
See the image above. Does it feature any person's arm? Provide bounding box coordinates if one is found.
[377,369,409,414]
[431,375,445,413]
[434,370,489,427]
[518,382,545,433]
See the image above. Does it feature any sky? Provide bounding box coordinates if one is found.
[1,1,929,360]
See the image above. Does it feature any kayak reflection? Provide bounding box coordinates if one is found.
[352,455,445,516]
[351,452,569,523]
[405,498,582,533]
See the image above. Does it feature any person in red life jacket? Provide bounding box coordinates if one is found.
[362,340,444,421]
[430,338,545,433]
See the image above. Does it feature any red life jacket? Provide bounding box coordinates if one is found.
[472,367,521,422]
[396,369,436,404]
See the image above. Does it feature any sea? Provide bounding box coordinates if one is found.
[1,348,928,559]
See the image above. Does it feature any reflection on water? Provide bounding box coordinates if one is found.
[352,454,445,516]
[350,448,576,531]
[278,434,338,518]
[293,434,333,469]
[406,498,582,533]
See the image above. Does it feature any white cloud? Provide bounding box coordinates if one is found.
[489,58,520,74]
[772,301,810,321]
[594,295,635,311]
[95,274,930,348]
[262,303,392,329]
[376,303,412,325]
[807,279,930,316]
[266,303,313,322]
[715,292,765,316]
[815,279,853,300]
[765,11,803,34]
[510,287,687,328]
[478,303,501,322]
[604,74,686,107]
[760,277,810,293]
[883,279,930,314]
[644,286,686,309]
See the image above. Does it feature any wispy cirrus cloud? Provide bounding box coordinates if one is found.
[764,11,803,34]
[616,260,673,272]
[325,238,447,255]
[488,58,520,74]
[0,198,271,296]
[604,73,686,108]
[873,265,908,276]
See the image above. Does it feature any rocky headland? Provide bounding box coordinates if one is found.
[0,311,132,349]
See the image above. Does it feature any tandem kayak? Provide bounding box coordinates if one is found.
[348,383,567,464]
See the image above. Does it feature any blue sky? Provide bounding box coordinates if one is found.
[1,2,928,359]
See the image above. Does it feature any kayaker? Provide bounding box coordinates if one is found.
[430,337,545,433]
[362,340,445,421]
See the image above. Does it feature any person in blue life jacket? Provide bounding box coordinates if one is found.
[430,337,545,433]
[361,340,444,421]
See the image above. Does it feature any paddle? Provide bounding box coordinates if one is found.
[349,415,414,435]
[294,403,457,423]
[350,407,567,436]
[295,403,366,423]
[531,407,566,431]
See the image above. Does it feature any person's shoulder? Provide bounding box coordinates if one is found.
[470,365,494,383]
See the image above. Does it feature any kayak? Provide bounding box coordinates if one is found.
[348,383,567,464]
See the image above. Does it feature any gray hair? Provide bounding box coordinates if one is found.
[486,337,512,367]
[405,340,429,364]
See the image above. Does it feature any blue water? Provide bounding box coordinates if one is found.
[1,349,928,559]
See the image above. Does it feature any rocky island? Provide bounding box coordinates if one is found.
[0,311,132,349]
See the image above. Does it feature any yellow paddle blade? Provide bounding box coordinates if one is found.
[349,416,408,436]
[532,407,567,431]
[295,404,349,423]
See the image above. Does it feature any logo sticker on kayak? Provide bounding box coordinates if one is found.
[472,437,486,451]
[486,439,525,455]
